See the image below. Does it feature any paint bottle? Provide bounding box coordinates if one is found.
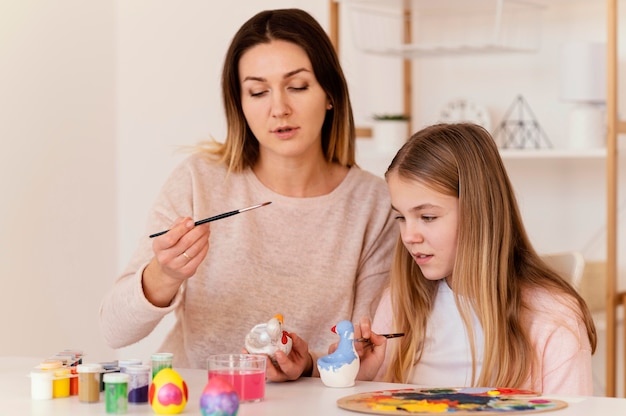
[104,372,129,414]
[52,367,71,398]
[30,370,54,400]
[150,352,173,379]
[77,363,103,403]
[69,367,79,396]
[124,365,151,404]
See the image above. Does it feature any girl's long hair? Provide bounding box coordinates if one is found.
[384,123,597,387]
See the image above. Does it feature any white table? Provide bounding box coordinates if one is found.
[2,356,626,415]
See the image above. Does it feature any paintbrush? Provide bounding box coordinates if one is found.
[149,201,272,238]
[356,333,405,343]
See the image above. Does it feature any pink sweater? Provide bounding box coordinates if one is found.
[372,285,594,395]
[100,154,398,368]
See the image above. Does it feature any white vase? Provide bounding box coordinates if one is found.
[372,120,409,153]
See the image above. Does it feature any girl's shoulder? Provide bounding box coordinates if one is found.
[521,286,584,331]
[523,286,575,313]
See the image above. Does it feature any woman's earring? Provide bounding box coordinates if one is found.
[327,103,333,110]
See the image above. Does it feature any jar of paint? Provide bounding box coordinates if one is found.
[77,363,103,403]
[124,364,151,404]
[69,367,79,396]
[52,367,71,398]
[104,372,129,414]
[150,352,173,379]
[118,358,142,373]
[30,370,54,400]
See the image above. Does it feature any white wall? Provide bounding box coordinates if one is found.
[2,0,624,393]
[0,1,117,362]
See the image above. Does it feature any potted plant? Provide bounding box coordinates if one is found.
[371,113,410,153]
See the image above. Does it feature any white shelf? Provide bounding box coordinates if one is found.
[339,0,545,57]
[499,148,607,160]
[361,44,537,58]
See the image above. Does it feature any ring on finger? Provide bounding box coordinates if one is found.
[182,251,191,260]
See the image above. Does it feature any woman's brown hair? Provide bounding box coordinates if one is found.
[198,8,355,172]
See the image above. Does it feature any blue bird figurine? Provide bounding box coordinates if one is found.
[317,320,360,387]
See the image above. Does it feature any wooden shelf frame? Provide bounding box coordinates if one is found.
[605,0,624,398]
[329,0,412,138]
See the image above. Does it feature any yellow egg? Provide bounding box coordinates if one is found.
[149,368,188,414]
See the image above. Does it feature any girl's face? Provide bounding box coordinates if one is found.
[239,40,331,164]
[387,172,459,281]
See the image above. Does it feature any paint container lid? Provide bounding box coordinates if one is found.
[100,360,119,370]
[53,368,71,379]
[123,364,151,374]
[30,369,54,380]
[151,352,173,360]
[76,363,104,373]
[103,373,129,384]
[118,358,143,368]
[39,360,63,370]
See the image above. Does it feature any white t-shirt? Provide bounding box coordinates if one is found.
[408,280,484,386]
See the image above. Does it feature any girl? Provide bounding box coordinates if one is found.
[356,123,596,395]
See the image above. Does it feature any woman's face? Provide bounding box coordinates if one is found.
[387,172,459,281]
[239,40,331,163]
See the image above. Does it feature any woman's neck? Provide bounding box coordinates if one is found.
[252,156,349,198]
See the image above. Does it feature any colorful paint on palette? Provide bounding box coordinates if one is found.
[337,387,568,415]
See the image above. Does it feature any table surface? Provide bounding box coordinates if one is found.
[2,356,626,415]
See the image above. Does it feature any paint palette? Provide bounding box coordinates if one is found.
[337,387,567,415]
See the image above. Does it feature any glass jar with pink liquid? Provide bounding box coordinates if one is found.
[207,354,266,403]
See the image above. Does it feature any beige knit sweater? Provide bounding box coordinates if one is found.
[100,153,398,368]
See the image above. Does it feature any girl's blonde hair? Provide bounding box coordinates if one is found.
[197,8,355,172]
[384,123,597,387]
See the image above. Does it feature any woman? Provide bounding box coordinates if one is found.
[99,8,397,382]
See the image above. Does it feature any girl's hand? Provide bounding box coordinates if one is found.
[353,316,386,381]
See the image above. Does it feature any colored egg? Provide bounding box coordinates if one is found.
[199,377,239,416]
[149,368,188,414]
